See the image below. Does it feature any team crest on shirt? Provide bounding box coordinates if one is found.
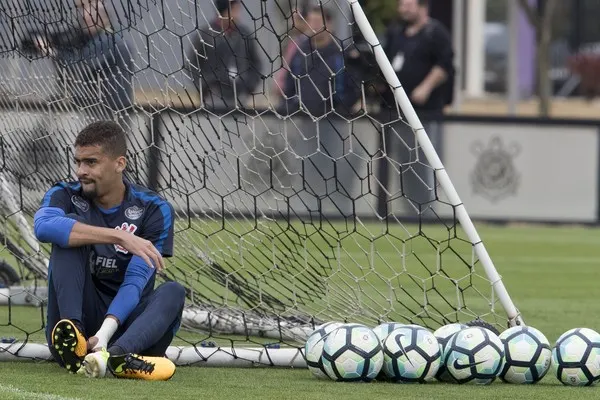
[71,195,89,212]
[124,205,144,220]
[114,222,138,254]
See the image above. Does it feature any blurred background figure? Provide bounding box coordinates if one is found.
[271,5,311,103]
[382,0,454,119]
[281,5,357,117]
[280,5,362,217]
[24,0,133,116]
[377,0,454,213]
[187,0,263,112]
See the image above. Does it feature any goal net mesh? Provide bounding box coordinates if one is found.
[0,0,507,365]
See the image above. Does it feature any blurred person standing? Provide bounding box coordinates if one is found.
[282,6,356,116]
[187,0,262,111]
[283,6,361,218]
[29,0,133,116]
[378,0,454,213]
[271,6,311,103]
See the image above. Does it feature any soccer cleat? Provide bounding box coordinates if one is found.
[108,353,176,381]
[78,348,110,378]
[51,319,87,373]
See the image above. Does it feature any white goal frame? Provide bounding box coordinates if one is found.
[348,0,522,328]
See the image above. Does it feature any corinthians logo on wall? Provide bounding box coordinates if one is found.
[470,136,520,202]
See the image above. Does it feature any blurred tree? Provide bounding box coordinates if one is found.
[518,0,558,117]
[359,0,398,35]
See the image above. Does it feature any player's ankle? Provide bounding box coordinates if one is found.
[67,319,86,337]
[107,345,127,356]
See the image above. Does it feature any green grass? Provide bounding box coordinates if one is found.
[2,222,600,399]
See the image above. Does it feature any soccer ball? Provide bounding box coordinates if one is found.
[444,326,504,384]
[499,326,551,384]
[321,323,384,382]
[382,326,441,383]
[304,322,344,378]
[433,323,468,382]
[552,328,600,386]
[372,322,405,343]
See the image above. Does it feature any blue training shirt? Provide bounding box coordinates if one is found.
[34,180,174,322]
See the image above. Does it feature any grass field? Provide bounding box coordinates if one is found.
[1,222,600,399]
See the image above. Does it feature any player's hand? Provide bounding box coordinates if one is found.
[116,231,165,271]
[87,336,101,352]
[411,84,431,105]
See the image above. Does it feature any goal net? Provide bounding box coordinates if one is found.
[0,0,521,367]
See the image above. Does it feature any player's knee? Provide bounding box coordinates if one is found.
[161,281,186,310]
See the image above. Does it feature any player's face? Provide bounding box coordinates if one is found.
[398,0,421,24]
[74,145,125,199]
[307,11,325,34]
[292,9,309,35]
[78,0,108,34]
[229,2,241,20]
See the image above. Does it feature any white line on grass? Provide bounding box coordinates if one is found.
[0,384,81,400]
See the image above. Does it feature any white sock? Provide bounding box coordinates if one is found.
[94,318,119,350]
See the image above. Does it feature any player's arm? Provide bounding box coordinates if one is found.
[90,200,175,350]
[34,193,164,270]
[34,185,124,248]
[419,25,454,93]
[411,25,453,104]
[35,206,122,248]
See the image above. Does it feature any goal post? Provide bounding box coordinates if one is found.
[347,0,523,328]
[0,0,522,368]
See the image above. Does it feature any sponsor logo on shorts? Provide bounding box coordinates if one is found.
[71,195,89,212]
[125,205,144,220]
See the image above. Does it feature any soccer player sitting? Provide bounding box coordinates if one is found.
[34,121,185,380]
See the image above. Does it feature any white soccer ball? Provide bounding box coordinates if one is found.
[372,322,405,343]
[304,322,344,378]
[321,323,384,382]
[499,325,552,384]
[552,328,600,386]
[382,325,441,383]
[443,326,504,384]
[433,323,468,382]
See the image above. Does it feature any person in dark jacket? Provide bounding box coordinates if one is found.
[383,0,453,117]
[377,0,455,214]
[186,0,263,112]
[282,6,353,117]
[30,0,133,115]
[282,6,361,218]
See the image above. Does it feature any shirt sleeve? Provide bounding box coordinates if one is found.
[430,24,454,75]
[106,199,174,323]
[142,199,175,257]
[34,185,76,247]
[106,255,154,323]
[333,52,346,108]
[39,184,71,211]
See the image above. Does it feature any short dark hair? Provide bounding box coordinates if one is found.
[308,5,333,21]
[216,0,239,14]
[74,121,127,157]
